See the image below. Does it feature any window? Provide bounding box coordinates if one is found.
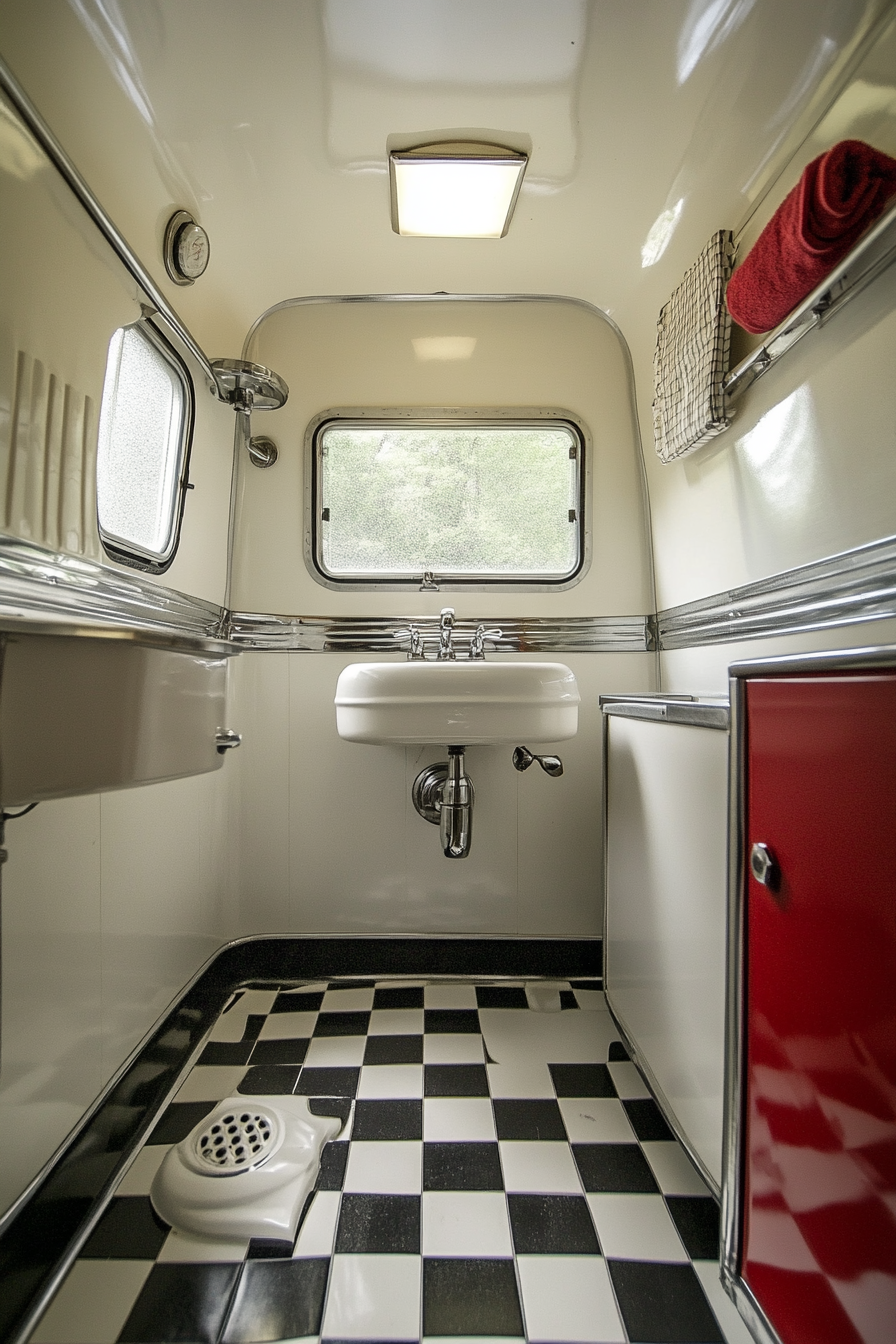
[310,414,586,588]
[96,322,193,571]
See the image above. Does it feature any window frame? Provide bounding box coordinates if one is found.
[305,406,591,592]
[95,319,195,574]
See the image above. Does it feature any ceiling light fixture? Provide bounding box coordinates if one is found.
[390,141,527,238]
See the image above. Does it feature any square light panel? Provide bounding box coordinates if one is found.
[390,142,527,238]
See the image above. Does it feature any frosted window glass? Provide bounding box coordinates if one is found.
[318,422,580,579]
[96,325,189,564]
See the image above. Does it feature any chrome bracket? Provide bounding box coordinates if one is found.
[209,358,289,412]
[248,436,279,469]
[412,762,450,824]
[215,728,242,754]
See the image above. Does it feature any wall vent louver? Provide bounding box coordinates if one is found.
[5,351,99,558]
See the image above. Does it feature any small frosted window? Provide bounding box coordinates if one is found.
[315,419,582,583]
[96,324,191,568]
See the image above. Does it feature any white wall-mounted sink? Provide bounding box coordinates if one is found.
[334,660,580,745]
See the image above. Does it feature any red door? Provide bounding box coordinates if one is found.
[743,675,896,1344]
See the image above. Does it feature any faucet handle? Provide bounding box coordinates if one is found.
[393,625,425,660]
[469,626,503,659]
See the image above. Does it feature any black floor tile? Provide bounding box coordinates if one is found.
[241,1014,266,1042]
[80,1196,169,1259]
[624,1098,676,1141]
[237,1064,301,1095]
[336,1193,420,1253]
[549,1063,617,1097]
[364,1034,423,1065]
[223,1258,330,1342]
[423,1142,503,1191]
[475,986,528,1009]
[246,1237,294,1259]
[507,1194,600,1254]
[316,1141,349,1190]
[119,1261,240,1343]
[423,1257,524,1337]
[315,1011,371,1037]
[608,1259,724,1343]
[666,1195,720,1260]
[572,1143,660,1193]
[570,979,603,990]
[424,1063,489,1097]
[148,1100,216,1145]
[198,1041,255,1066]
[559,990,580,1009]
[270,989,325,1013]
[373,986,424,1009]
[249,1037,309,1066]
[608,1040,631,1061]
[352,1099,422,1141]
[309,1097,353,1126]
[493,1098,567,1141]
[295,1067,360,1097]
[424,1008,480,1034]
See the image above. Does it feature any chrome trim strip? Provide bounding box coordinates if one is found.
[657,533,896,648]
[728,640,896,678]
[0,537,235,654]
[0,58,222,398]
[602,698,729,729]
[226,612,653,653]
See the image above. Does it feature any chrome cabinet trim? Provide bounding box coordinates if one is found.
[0,537,235,655]
[601,698,729,729]
[728,640,896,678]
[657,533,896,648]
[226,612,653,653]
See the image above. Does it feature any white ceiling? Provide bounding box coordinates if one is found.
[2,0,893,357]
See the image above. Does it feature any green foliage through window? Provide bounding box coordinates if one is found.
[317,421,581,580]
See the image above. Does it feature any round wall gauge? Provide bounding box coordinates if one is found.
[164,210,210,284]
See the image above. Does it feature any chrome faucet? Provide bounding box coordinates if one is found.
[437,608,456,660]
[469,624,503,659]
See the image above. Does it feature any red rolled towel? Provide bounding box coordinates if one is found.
[726,139,896,334]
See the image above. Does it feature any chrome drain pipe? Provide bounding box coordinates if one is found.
[440,747,473,859]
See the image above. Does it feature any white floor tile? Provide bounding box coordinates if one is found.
[558,1098,635,1143]
[175,1065,247,1102]
[425,1034,485,1064]
[425,983,478,1008]
[30,1260,154,1343]
[517,1255,625,1342]
[572,989,607,1011]
[524,982,566,1012]
[322,987,375,1011]
[278,982,328,996]
[357,1064,424,1099]
[375,980,426,989]
[424,1097,496,1142]
[322,1254,421,1339]
[422,1191,513,1256]
[692,1260,757,1344]
[499,1141,582,1193]
[369,1008,424,1035]
[116,1143,169,1195]
[258,1011,317,1041]
[304,1035,366,1067]
[344,1140,422,1193]
[487,1061,555,1099]
[641,1141,713,1196]
[480,1011,615,1066]
[606,1061,650,1099]
[156,1229,249,1262]
[586,1194,688,1262]
[293,1191,341,1256]
[208,990,279,1041]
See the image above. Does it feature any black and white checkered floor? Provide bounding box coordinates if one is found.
[30,980,752,1344]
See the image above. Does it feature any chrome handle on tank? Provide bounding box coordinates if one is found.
[216,729,242,754]
[512,745,563,777]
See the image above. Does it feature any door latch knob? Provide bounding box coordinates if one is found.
[750,842,779,890]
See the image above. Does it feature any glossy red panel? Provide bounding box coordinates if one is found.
[743,675,896,1344]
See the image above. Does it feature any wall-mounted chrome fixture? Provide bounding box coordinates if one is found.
[513,745,563,777]
[164,210,210,285]
[413,748,474,859]
[248,437,279,469]
[215,728,242,754]
[392,611,504,662]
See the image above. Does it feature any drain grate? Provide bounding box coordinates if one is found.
[191,1106,279,1173]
